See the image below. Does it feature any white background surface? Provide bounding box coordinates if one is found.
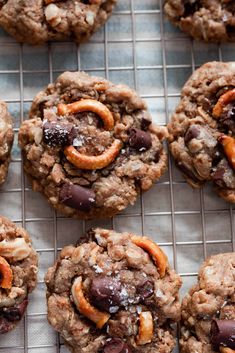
[0,0,234,352]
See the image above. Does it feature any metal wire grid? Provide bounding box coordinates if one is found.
[0,0,234,352]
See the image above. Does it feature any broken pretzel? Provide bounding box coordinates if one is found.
[0,256,13,289]
[71,276,110,329]
[220,348,235,353]
[64,139,122,170]
[213,88,235,118]
[219,135,235,171]
[131,235,168,278]
[136,311,154,345]
[57,99,114,131]
[58,99,122,169]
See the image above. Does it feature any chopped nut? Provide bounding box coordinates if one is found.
[45,4,62,27]
[136,311,154,345]
[0,238,31,261]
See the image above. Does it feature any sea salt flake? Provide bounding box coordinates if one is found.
[73,138,84,147]
[109,306,119,313]
[155,289,164,298]
[93,264,103,273]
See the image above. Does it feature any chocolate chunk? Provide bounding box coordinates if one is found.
[184,125,201,143]
[227,106,235,120]
[0,318,13,334]
[175,161,201,183]
[226,24,235,38]
[59,183,95,212]
[103,338,133,353]
[1,298,28,322]
[141,117,151,131]
[212,150,224,167]
[211,319,235,350]
[216,86,234,99]
[90,276,122,313]
[183,0,201,17]
[76,228,96,246]
[136,280,154,301]
[43,121,76,147]
[212,167,226,187]
[129,128,152,151]
[154,150,161,163]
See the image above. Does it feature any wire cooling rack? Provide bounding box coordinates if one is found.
[0,0,234,352]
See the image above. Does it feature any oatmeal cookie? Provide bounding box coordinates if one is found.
[0,100,14,185]
[164,0,235,42]
[168,61,235,203]
[45,228,182,353]
[180,253,235,353]
[0,0,116,45]
[0,216,38,333]
[18,71,168,219]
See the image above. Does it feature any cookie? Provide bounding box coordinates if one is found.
[45,228,182,353]
[164,0,235,42]
[0,100,14,185]
[167,61,235,203]
[18,71,168,219]
[0,0,117,45]
[180,253,235,353]
[0,216,38,333]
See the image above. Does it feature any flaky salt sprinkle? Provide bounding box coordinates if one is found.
[93,264,103,274]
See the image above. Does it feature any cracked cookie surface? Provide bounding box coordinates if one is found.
[168,61,235,203]
[180,253,235,353]
[0,0,116,44]
[0,100,13,185]
[45,228,182,353]
[18,71,168,219]
[0,216,38,333]
[164,0,235,42]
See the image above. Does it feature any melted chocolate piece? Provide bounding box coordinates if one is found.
[90,276,122,313]
[2,298,28,322]
[0,318,12,334]
[136,280,154,301]
[129,128,152,151]
[76,228,96,246]
[175,161,201,183]
[212,167,226,188]
[43,121,76,147]
[141,117,151,131]
[184,125,200,143]
[103,338,133,353]
[59,183,95,212]
[211,319,235,350]
[183,0,201,17]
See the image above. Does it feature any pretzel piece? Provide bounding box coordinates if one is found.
[136,311,154,345]
[44,0,60,4]
[220,348,235,353]
[71,276,110,328]
[219,135,235,171]
[57,99,114,131]
[213,89,235,118]
[131,236,168,278]
[64,139,122,170]
[0,256,13,289]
